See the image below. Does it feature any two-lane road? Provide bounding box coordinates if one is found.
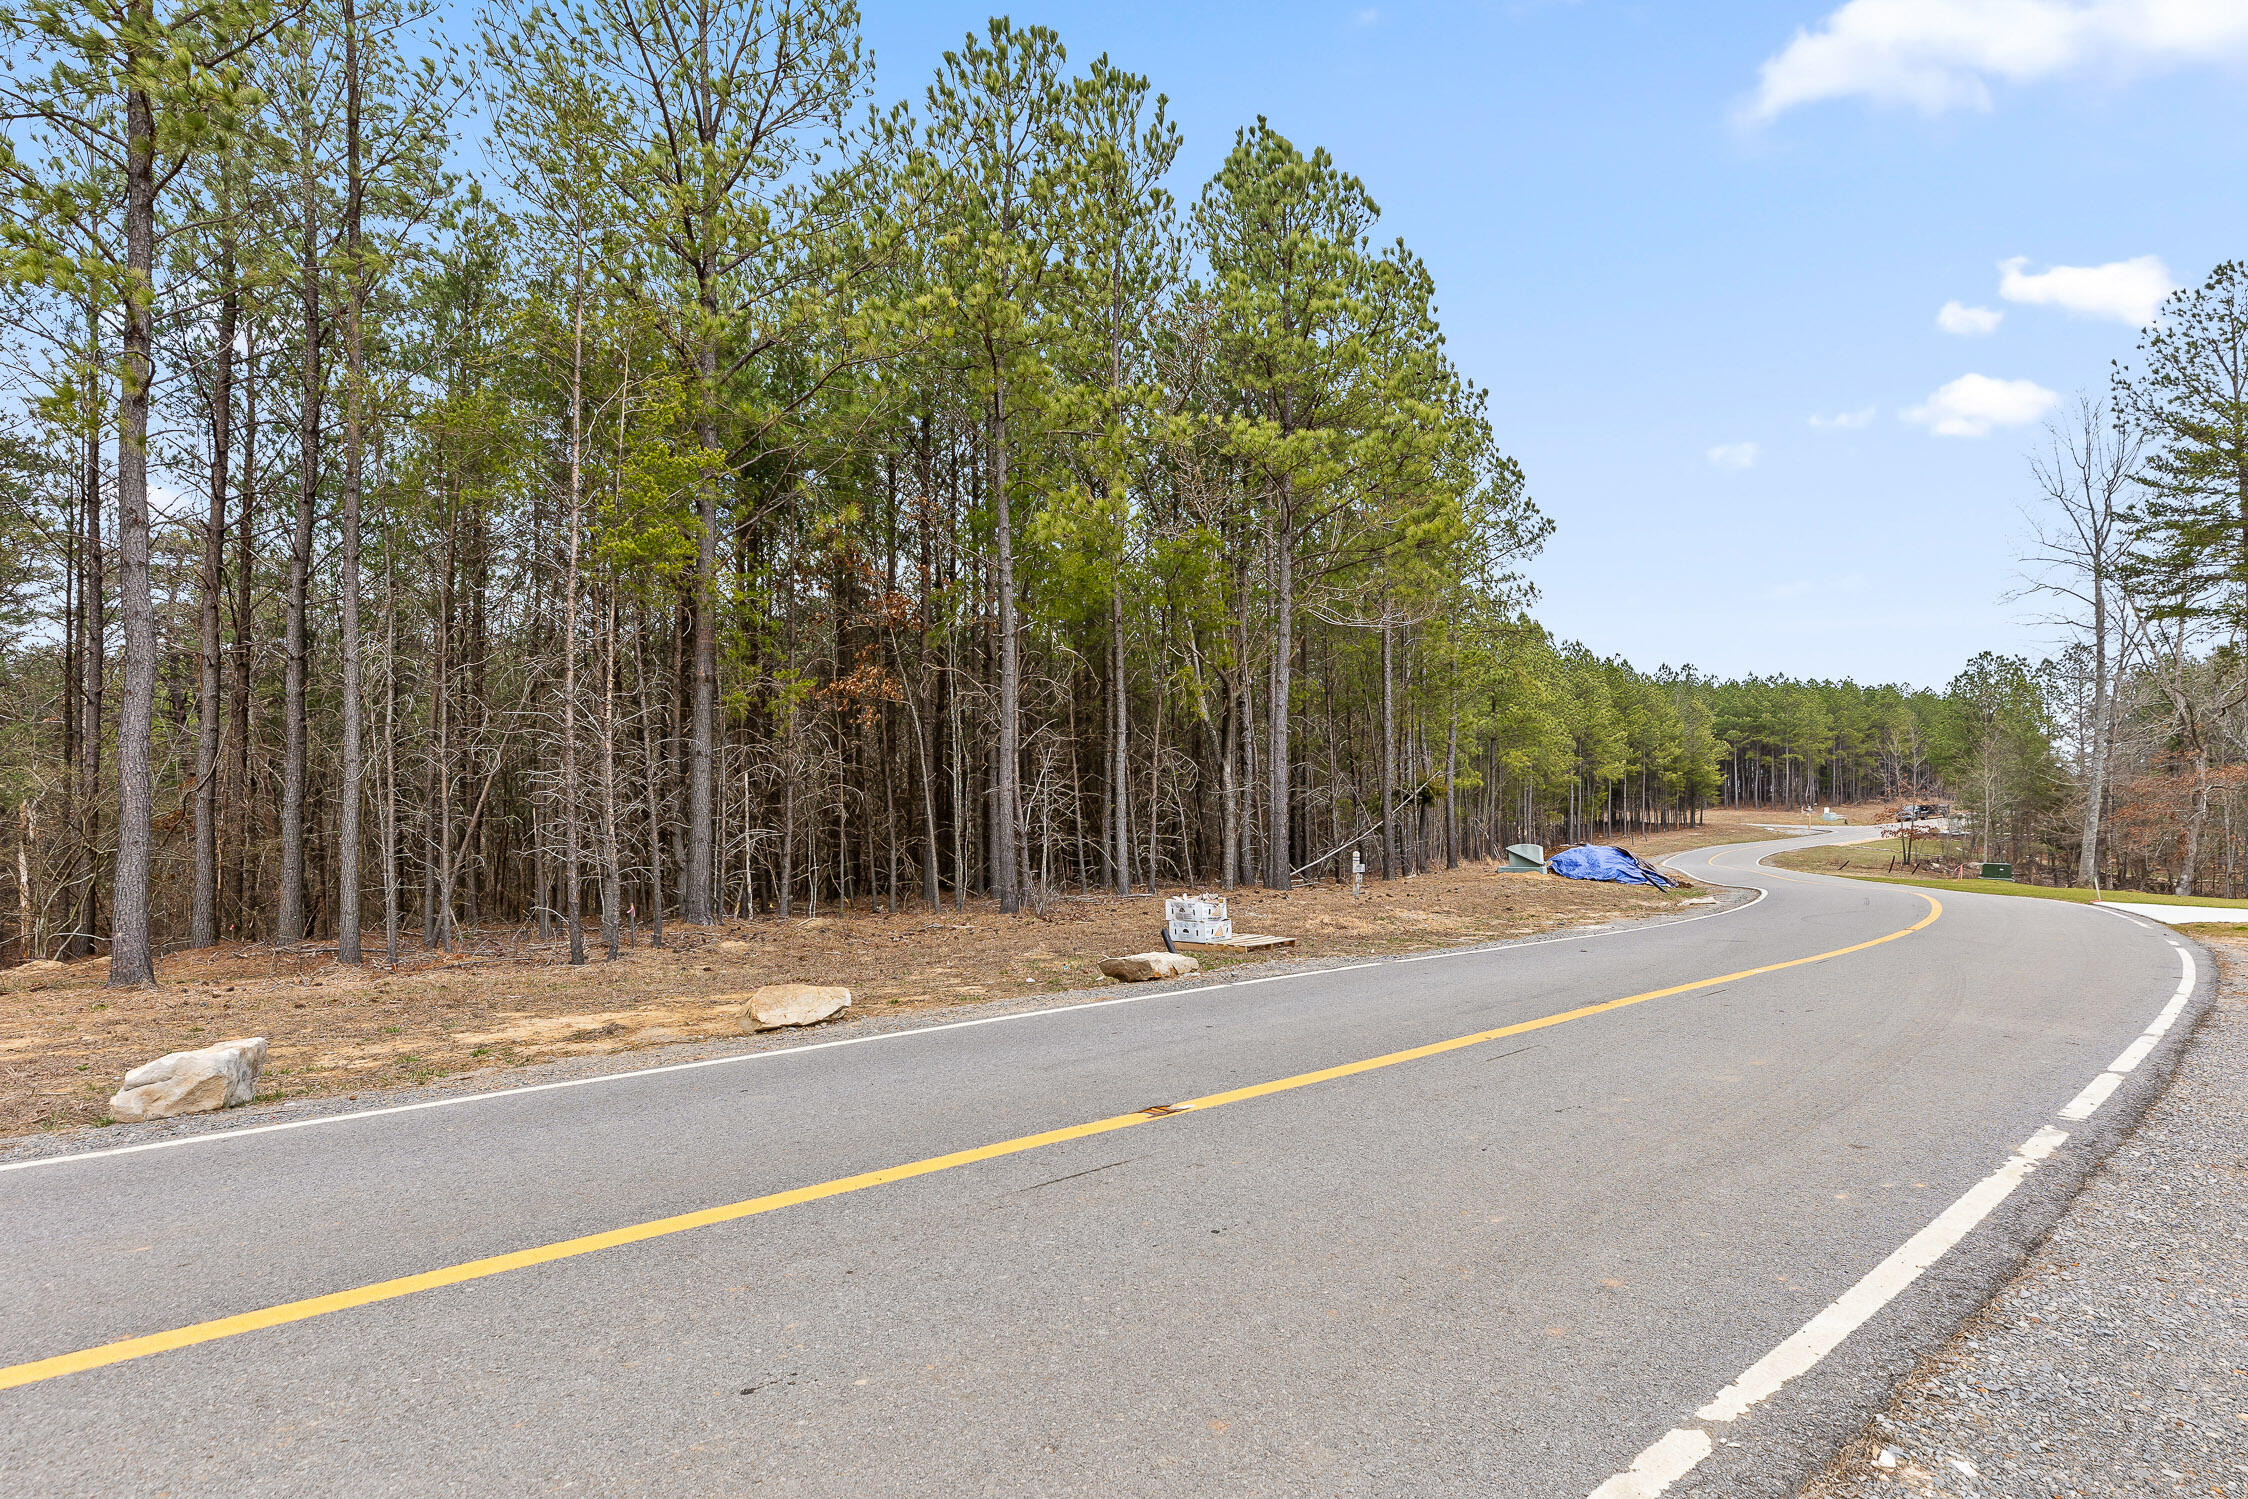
[0,833,2205,1496]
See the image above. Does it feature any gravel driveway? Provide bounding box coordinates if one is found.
[1804,933,2248,1497]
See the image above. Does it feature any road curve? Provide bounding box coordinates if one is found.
[0,832,2206,1497]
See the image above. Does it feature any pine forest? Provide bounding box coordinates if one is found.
[0,0,2229,982]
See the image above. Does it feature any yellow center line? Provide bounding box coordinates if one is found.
[1,892,1941,1393]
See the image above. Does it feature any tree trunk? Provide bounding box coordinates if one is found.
[1379,610,1396,880]
[2176,746,2212,897]
[433,528,455,949]
[73,295,103,960]
[278,130,322,946]
[635,611,664,947]
[777,754,795,918]
[191,251,235,950]
[991,398,1020,913]
[599,590,621,959]
[1219,678,1239,892]
[1110,578,1129,895]
[2078,581,2115,889]
[382,531,399,964]
[1445,686,1460,870]
[227,351,256,936]
[108,51,159,987]
[561,247,586,964]
[16,804,33,960]
[683,304,718,923]
[1266,510,1292,889]
[336,0,366,963]
[891,629,942,912]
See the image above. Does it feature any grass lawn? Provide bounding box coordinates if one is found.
[1769,837,2248,909]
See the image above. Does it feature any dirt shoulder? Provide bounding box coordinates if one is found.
[0,828,1787,1142]
[1802,934,2248,1497]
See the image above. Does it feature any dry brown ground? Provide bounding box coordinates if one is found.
[0,807,1822,1140]
[1604,801,1890,860]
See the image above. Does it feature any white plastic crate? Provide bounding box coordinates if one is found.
[1165,895,1232,944]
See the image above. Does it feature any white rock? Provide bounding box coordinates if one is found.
[1098,952,1201,982]
[109,1037,267,1122]
[739,984,852,1030]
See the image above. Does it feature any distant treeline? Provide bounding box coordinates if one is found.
[0,0,2147,976]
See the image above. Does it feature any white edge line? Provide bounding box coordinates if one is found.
[2058,1072,2122,1122]
[1589,857,2194,1495]
[1588,1428,1713,1499]
[4,860,1776,1176]
[2062,945,2198,1123]
[1691,1124,2069,1425]
[1584,1128,2069,1498]
[2108,1035,2158,1072]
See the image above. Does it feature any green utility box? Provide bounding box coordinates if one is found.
[1980,862,2013,880]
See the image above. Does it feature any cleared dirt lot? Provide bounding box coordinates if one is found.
[0,809,1817,1140]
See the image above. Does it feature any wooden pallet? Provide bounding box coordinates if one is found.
[1174,932,1297,953]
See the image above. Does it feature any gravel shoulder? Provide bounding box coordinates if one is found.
[1803,932,2248,1498]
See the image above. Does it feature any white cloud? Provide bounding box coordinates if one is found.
[1747,0,2248,122]
[1998,254,2173,324]
[1351,7,1381,25]
[1937,300,2003,336]
[1809,406,1877,429]
[1903,373,2059,437]
[1767,579,1815,600]
[1706,441,1760,470]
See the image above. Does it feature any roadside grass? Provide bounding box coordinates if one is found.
[1795,871,2101,905]
[1770,838,2248,910]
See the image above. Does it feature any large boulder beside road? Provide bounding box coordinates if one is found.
[1098,952,1201,983]
[108,1037,267,1122]
[738,984,853,1031]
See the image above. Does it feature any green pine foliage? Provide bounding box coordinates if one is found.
[0,3,2102,959]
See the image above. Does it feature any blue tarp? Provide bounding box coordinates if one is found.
[1547,844,1675,889]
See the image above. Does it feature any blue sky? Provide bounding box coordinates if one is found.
[855,0,2248,689]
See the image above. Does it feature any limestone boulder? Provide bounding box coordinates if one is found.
[740,984,853,1031]
[1098,952,1201,983]
[109,1037,267,1122]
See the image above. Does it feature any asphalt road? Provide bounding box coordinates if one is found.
[0,833,2208,1497]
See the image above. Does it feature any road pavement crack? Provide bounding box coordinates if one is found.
[1010,1156,1145,1194]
